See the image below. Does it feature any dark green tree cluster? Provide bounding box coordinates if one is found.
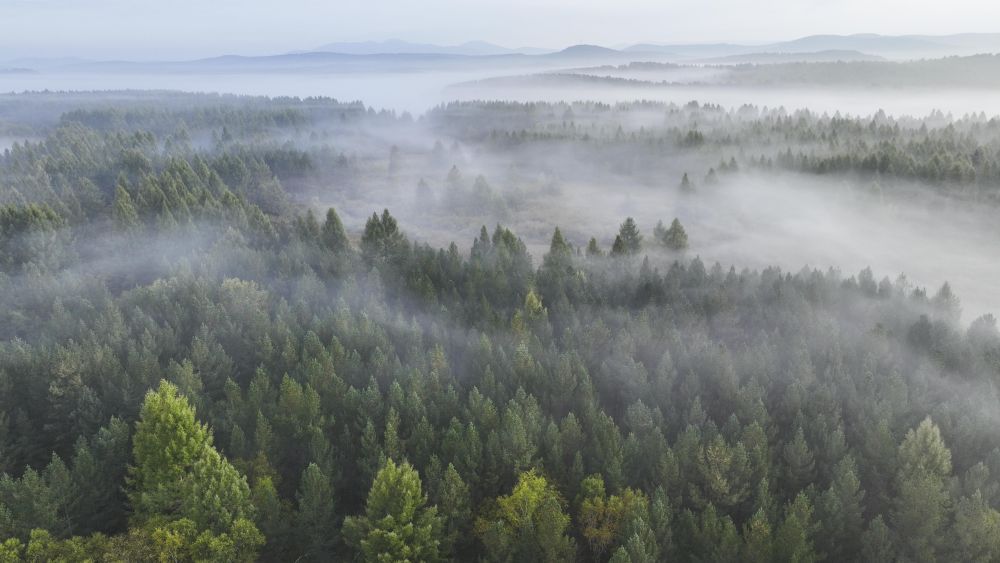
[429,99,1000,203]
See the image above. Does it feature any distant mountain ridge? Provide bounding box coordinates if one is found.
[307,39,550,56]
[627,33,1000,60]
[299,34,1000,61]
[10,33,1000,73]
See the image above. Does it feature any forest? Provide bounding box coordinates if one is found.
[556,55,1000,88]
[0,91,998,562]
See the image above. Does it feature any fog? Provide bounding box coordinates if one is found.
[4,62,996,325]
[451,79,1000,119]
[9,64,1000,118]
[304,141,999,322]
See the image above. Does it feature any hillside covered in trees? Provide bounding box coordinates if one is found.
[0,92,998,561]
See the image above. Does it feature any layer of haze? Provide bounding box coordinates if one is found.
[316,142,1000,323]
[3,0,1000,60]
[7,71,1000,119]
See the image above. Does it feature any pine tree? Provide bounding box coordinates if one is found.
[544,227,574,272]
[127,381,256,538]
[438,463,471,557]
[476,470,575,562]
[112,179,140,233]
[680,173,694,191]
[741,509,773,563]
[384,407,402,462]
[68,417,131,535]
[662,218,689,251]
[179,447,254,532]
[586,237,603,257]
[649,487,673,559]
[952,491,1000,562]
[816,456,865,560]
[705,168,718,185]
[361,209,406,265]
[781,427,815,496]
[251,476,293,560]
[127,381,212,525]
[343,458,444,563]
[301,209,321,240]
[773,492,817,563]
[322,207,349,254]
[611,235,628,257]
[618,218,642,255]
[675,504,740,562]
[892,417,952,563]
[296,463,337,560]
[861,515,896,563]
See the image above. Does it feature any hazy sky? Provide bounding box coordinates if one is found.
[3,0,1000,60]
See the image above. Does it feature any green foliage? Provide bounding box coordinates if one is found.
[476,470,575,562]
[617,218,642,255]
[953,491,1000,562]
[322,207,350,254]
[0,94,998,562]
[295,463,337,560]
[128,381,212,525]
[816,456,865,560]
[773,492,817,563]
[112,181,140,233]
[861,515,896,563]
[126,380,258,557]
[656,218,688,251]
[343,458,444,563]
[575,474,652,560]
[741,509,773,563]
[892,417,953,563]
[437,463,471,557]
[361,209,407,265]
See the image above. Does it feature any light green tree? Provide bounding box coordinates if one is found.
[892,417,952,563]
[343,458,444,563]
[476,469,575,562]
[127,381,256,540]
[128,381,212,525]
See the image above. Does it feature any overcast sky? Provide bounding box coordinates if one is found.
[3,0,1000,60]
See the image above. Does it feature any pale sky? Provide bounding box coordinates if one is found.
[2,0,999,60]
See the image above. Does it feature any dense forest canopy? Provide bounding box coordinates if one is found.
[0,91,998,561]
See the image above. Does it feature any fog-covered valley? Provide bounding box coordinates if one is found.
[10,46,1000,117]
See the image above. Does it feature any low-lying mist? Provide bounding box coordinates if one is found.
[10,56,1000,118]
[311,166,999,322]
[450,77,1000,119]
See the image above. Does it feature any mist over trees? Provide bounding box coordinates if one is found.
[0,90,997,561]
